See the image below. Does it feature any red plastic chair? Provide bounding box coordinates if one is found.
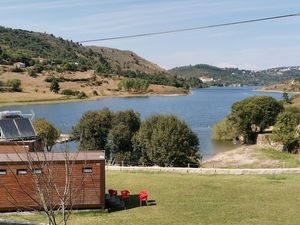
[139,190,148,206]
[121,190,130,199]
[108,189,118,196]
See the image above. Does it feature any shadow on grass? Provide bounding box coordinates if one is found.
[106,194,156,213]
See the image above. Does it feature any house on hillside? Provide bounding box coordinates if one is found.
[0,111,106,212]
[13,62,25,69]
[199,76,214,83]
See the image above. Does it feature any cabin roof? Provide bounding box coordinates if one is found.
[0,151,105,163]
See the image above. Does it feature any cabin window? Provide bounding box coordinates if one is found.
[17,169,28,175]
[32,168,42,174]
[0,169,7,175]
[83,167,93,174]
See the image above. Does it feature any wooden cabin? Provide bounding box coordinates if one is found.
[0,151,105,212]
[0,111,106,212]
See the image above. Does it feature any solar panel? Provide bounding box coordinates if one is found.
[0,119,20,139]
[14,118,36,138]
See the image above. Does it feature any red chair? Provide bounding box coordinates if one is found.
[139,191,148,206]
[121,190,130,208]
[108,189,118,196]
[121,190,130,199]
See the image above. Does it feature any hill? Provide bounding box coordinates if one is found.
[169,64,300,86]
[260,79,300,92]
[0,26,196,105]
[88,46,166,75]
[0,26,166,75]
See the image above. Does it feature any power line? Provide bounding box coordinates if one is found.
[78,12,300,43]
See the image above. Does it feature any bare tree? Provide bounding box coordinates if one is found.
[3,146,89,225]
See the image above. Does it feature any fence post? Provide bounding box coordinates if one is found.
[122,161,124,172]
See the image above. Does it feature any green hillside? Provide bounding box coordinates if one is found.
[169,64,300,86]
[0,26,204,89]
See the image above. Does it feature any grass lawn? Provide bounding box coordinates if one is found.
[1,171,300,225]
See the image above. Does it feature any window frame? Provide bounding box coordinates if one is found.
[17,169,28,175]
[83,167,93,174]
[0,169,7,175]
[32,168,42,175]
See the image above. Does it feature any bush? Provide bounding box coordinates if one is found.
[118,78,150,93]
[6,79,22,92]
[33,63,44,73]
[272,112,300,152]
[212,117,237,141]
[77,91,87,99]
[29,69,38,78]
[50,79,60,93]
[61,89,87,99]
[92,90,98,96]
[45,76,56,83]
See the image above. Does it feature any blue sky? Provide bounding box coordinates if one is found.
[1,0,300,70]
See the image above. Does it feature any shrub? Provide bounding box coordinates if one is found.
[29,69,38,78]
[61,89,87,99]
[212,117,237,141]
[272,112,300,152]
[6,79,22,92]
[50,79,60,93]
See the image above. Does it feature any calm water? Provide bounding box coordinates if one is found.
[0,87,281,159]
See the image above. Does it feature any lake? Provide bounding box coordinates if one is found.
[0,87,281,159]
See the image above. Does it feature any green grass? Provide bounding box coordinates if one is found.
[1,171,300,225]
[260,148,300,167]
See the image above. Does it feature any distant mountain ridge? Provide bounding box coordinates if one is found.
[169,64,300,86]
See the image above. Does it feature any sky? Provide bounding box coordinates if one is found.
[0,0,300,70]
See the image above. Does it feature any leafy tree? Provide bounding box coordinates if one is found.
[282,92,292,104]
[229,96,283,144]
[72,108,113,150]
[132,115,201,167]
[6,79,22,92]
[272,112,300,152]
[107,110,141,162]
[50,79,60,93]
[33,118,60,152]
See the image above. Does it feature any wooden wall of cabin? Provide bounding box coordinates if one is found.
[0,160,105,211]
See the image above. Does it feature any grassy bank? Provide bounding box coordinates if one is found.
[1,171,300,225]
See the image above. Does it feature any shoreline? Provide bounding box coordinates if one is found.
[254,88,300,94]
[0,91,189,107]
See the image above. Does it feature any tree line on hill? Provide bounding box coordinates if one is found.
[33,109,201,167]
[169,64,300,86]
[212,94,300,153]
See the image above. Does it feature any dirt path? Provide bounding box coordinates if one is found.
[202,145,282,168]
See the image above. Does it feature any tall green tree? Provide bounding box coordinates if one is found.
[132,115,201,167]
[107,110,141,162]
[33,118,60,152]
[229,96,283,144]
[272,111,300,152]
[72,108,113,150]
